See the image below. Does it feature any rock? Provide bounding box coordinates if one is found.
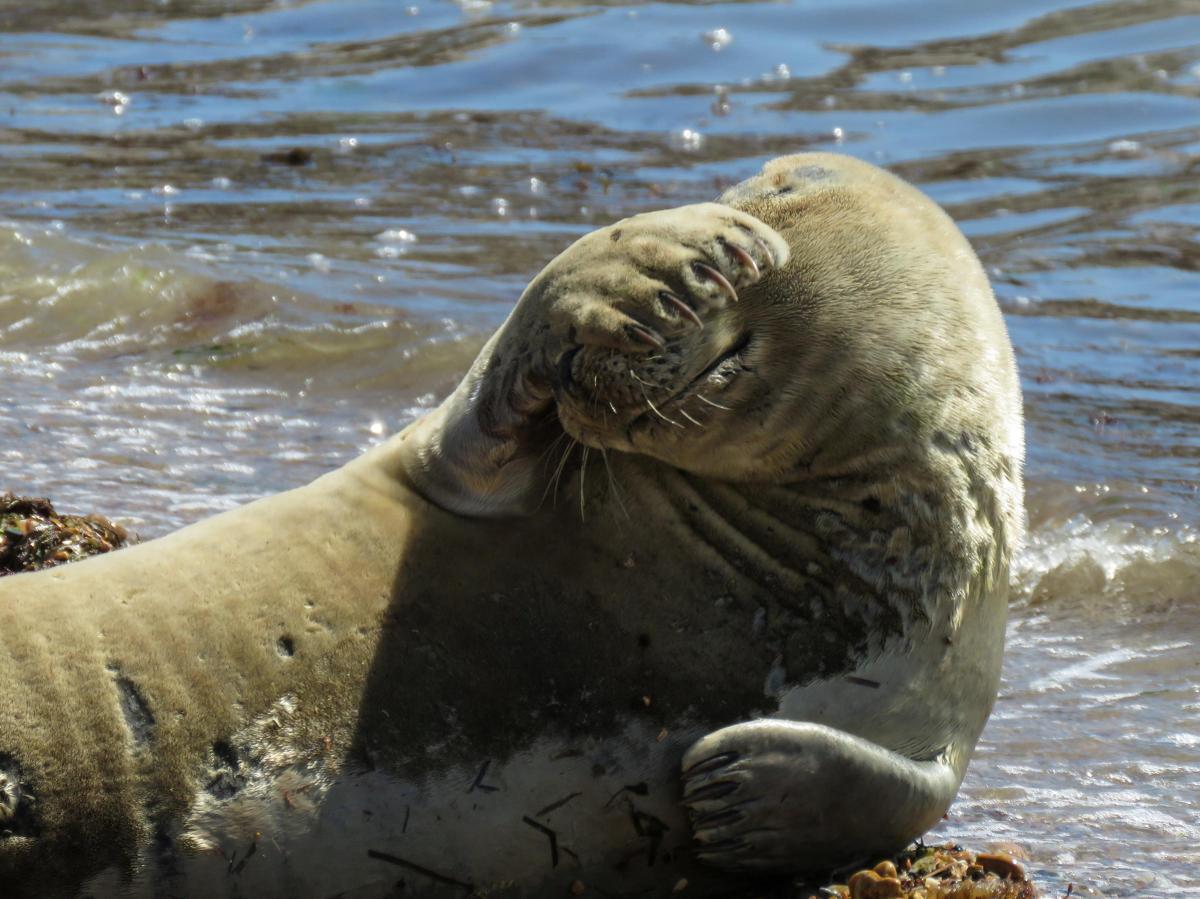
[977,853,1027,881]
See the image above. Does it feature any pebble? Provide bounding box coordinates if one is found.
[848,868,904,899]
[976,852,1026,880]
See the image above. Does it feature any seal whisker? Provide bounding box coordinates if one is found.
[696,393,731,411]
[537,431,570,474]
[679,408,705,428]
[645,397,684,428]
[558,440,581,507]
[601,449,630,520]
[627,369,662,391]
[628,367,679,423]
[637,385,684,429]
[542,438,580,508]
[579,446,590,521]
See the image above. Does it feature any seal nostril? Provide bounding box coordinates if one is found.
[557,347,581,391]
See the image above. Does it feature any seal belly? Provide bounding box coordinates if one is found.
[84,724,738,898]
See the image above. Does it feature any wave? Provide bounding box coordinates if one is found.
[0,222,484,393]
[1015,485,1200,613]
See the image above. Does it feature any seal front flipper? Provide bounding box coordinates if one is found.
[398,203,788,517]
[681,719,961,873]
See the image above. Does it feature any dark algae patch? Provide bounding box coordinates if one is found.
[0,493,132,575]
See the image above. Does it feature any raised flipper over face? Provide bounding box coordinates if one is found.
[518,203,789,455]
[396,202,790,515]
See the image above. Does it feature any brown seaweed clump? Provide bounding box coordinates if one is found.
[0,493,133,576]
[809,845,1038,899]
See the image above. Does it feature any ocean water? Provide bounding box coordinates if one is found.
[2,0,1199,894]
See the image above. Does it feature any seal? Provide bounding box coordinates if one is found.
[0,152,1023,897]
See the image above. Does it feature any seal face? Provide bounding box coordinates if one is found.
[0,153,1022,896]
[545,202,790,475]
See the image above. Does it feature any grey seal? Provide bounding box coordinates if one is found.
[0,152,1022,896]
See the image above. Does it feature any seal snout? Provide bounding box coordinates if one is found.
[552,321,752,454]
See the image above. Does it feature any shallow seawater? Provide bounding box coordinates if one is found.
[2,0,1199,895]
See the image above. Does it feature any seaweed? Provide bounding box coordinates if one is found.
[804,844,1038,899]
[0,493,133,576]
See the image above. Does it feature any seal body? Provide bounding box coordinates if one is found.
[0,153,1022,897]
